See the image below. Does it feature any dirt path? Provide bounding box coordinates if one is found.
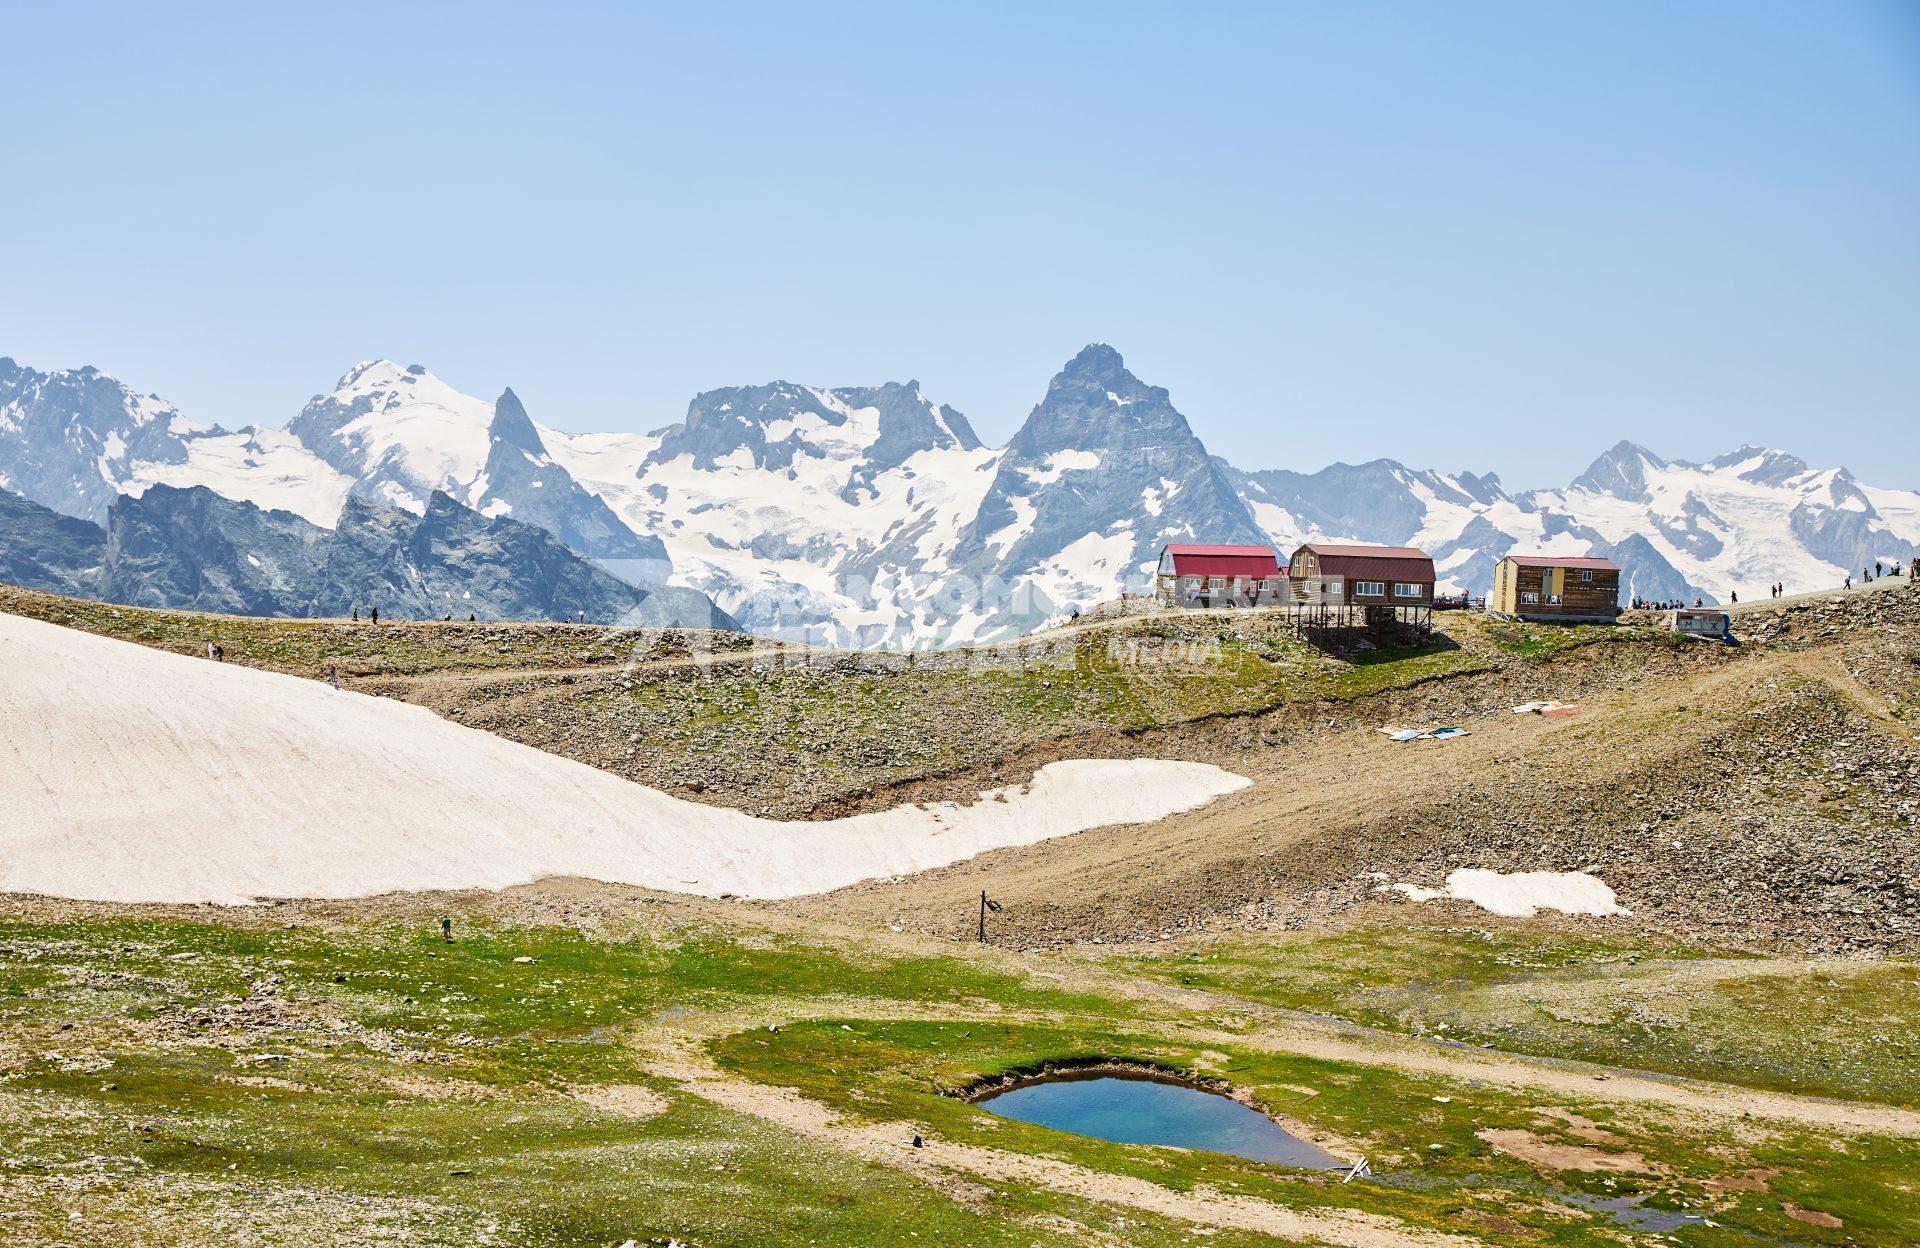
[1196,1013,1920,1138]
[1722,576,1913,617]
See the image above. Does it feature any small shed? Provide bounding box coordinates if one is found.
[1155,544,1287,608]
[1491,555,1621,622]
[1671,607,1732,641]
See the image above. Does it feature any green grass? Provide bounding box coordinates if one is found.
[1312,639,1491,698]
[1473,619,1681,662]
[9,912,1919,1245]
[1109,924,1920,1106]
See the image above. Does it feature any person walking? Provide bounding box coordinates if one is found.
[371,606,378,625]
[206,641,216,661]
[440,916,453,943]
[325,662,340,691]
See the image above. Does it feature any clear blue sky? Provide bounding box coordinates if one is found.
[4,2,1916,489]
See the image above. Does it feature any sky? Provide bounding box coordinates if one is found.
[3,1,1916,490]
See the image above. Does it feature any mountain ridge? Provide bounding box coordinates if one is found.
[0,480,735,628]
[5,347,1917,644]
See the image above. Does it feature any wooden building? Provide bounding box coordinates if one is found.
[1154,544,1289,608]
[1490,555,1621,622]
[1284,542,1436,641]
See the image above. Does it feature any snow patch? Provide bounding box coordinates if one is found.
[1390,869,1630,918]
[1019,449,1101,487]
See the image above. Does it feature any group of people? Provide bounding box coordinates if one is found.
[1857,560,1919,585]
[1631,558,1918,609]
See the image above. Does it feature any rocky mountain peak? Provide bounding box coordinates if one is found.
[1012,344,1188,459]
[488,388,547,457]
[1572,440,1667,501]
[1060,342,1127,381]
[1705,445,1812,487]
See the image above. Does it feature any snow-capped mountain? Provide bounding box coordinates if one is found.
[538,344,1273,645]
[0,356,355,526]
[542,379,1003,646]
[931,343,1271,640]
[286,361,666,571]
[5,347,1917,644]
[1233,441,1919,606]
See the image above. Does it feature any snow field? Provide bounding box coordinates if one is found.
[0,612,1249,905]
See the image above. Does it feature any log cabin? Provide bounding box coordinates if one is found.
[1489,555,1621,622]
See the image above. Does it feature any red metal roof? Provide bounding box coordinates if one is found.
[1162,543,1281,577]
[1291,542,1436,583]
[1503,554,1620,571]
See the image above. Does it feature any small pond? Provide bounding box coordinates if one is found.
[974,1070,1345,1168]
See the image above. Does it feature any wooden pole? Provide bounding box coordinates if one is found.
[979,890,987,944]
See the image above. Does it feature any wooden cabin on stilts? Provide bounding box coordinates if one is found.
[1283,542,1436,644]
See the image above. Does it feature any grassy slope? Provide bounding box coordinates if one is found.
[0,583,766,678]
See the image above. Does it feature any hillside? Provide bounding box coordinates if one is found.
[10,579,1917,954]
[0,583,1698,816]
[4,583,1920,1245]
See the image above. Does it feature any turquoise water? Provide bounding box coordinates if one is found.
[975,1072,1344,1168]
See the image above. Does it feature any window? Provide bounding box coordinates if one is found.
[1393,582,1423,598]
[1208,577,1225,589]
[1184,577,1201,588]
[1579,568,1594,581]
[1547,593,1564,605]
[1521,591,1540,604]
[1356,581,1385,597]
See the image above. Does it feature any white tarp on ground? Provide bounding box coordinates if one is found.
[0,612,1248,905]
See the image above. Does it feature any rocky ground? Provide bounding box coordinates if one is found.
[11,579,1916,957]
[788,586,1920,957]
